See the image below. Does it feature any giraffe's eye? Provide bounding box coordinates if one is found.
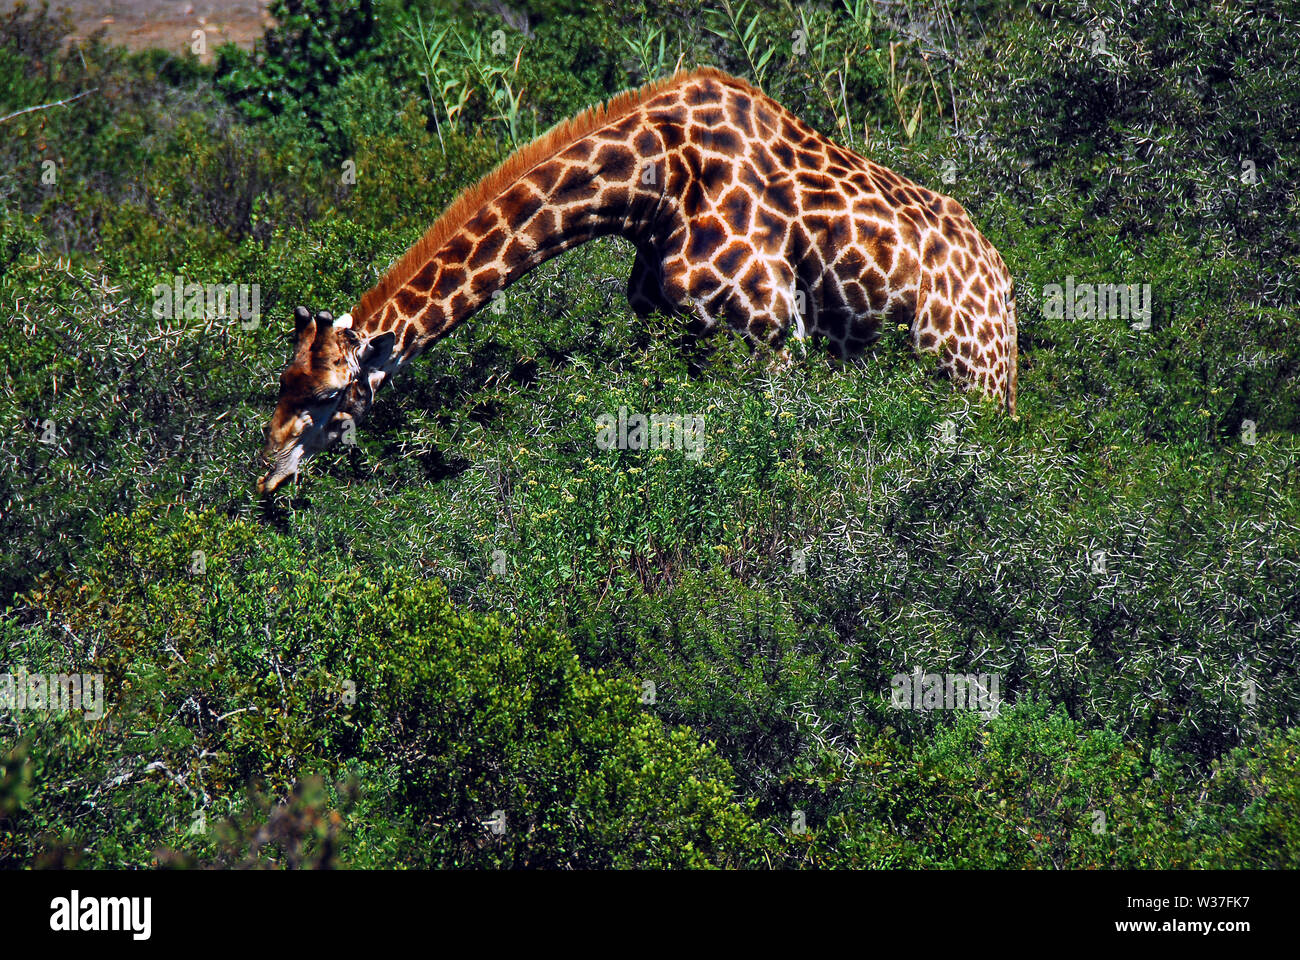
[317,388,343,404]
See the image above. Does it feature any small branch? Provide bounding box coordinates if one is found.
[215,706,258,723]
[0,88,99,125]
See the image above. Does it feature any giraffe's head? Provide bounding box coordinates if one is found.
[257,306,395,494]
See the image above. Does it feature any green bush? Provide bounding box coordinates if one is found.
[0,510,761,867]
[785,702,1300,869]
[215,0,385,125]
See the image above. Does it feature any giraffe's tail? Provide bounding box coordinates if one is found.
[1005,285,1019,416]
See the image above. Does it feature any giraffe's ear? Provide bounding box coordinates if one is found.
[357,330,396,368]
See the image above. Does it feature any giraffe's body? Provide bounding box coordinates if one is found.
[259,67,1017,493]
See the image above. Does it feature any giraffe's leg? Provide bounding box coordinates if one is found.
[659,245,809,379]
[955,310,1012,402]
[749,259,805,371]
[660,244,799,345]
[914,296,1011,405]
[657,252,721,336]
[626,247,676,318]
[913,296,959,384]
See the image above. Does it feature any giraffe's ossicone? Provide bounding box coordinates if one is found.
[258,67,1018,494]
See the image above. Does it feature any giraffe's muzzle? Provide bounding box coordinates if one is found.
[257,410,355,495]
[257,441,306,495]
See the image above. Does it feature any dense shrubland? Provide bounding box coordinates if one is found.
[1,0,1297,867]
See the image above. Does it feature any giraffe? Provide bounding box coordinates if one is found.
[258,66,1017,494]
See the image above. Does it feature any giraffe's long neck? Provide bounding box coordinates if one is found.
[351,122,662,380]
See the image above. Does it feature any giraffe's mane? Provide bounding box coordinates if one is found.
[351,65,757,326]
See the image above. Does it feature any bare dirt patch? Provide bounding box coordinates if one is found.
[7,1,271,59]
